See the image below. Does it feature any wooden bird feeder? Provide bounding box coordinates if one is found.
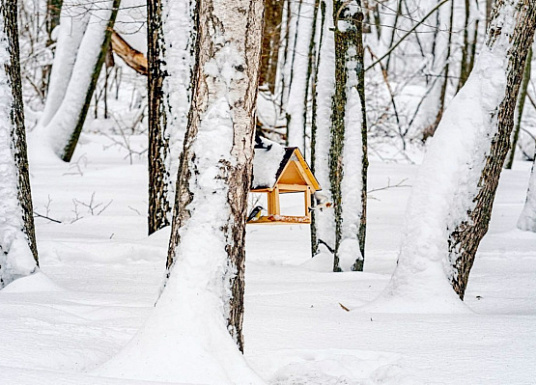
[249,145,321,225]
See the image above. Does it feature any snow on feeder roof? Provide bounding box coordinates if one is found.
[249,137,321,225]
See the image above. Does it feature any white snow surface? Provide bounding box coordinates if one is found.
[0,17,38,288]
[1,133,535,384]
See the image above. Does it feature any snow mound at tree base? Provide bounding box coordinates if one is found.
[2,272,63,293]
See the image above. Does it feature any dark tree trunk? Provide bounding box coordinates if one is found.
[330,0,368,272]
[422,0,454,142]
[309,0,326,258]
[259,0,285,93]
[505,46,532,169]
[449,0,536,300]
[61,0,121,162]
[42,0,63,95]
[165,0,263,352]
[0,0,38,285]
[302,0,320,159]
[147,0,171,235]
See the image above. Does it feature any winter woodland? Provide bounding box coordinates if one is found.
[1,0,535,383]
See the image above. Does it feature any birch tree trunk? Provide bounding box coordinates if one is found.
[448,0,536,299]
[97,1,264,382]
[376,0,536,310]
[311,0,367,272]
[0,0,39,288]
[330,0,367,271]
[147,0,171,234]
[517,146,536,231]
[147,0,196,235]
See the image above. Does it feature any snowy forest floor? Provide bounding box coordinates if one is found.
[1,133,535,384]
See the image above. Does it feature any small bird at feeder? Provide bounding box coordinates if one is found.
[247,206,264,222]
[309,192,333,212]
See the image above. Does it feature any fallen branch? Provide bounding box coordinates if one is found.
[34,212,62,224]
[111,30,148,75]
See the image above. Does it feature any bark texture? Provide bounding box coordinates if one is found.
[448,0,536,299]
[329,0,367,271]
[0,0,38,286]
[505,46,532,169]
[259,0,285,93]
[147,0,171,235]
[165,0,264,352]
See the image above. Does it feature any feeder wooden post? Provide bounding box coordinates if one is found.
[305,186,312,218]
[267,186,281,215]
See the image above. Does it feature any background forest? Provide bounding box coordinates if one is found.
[0,0,535,384]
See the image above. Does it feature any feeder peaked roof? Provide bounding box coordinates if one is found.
[251,140,321,191]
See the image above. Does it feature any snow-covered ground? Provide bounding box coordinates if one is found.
[1,134,535,384]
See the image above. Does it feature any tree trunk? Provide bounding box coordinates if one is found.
[517,145,536,231]
[60,0,120,162]
[165,0,264,352]
[448,0,536,299]
[376,0,536,310]
[0,0,38,288]
[330,0,367,271]
[42,0,63,95]
[422,0,454,141]
[39,0,90,128]
[310,0,367,272]
[147,0,171,235]
[260,0,285,93]
[505,46,532,169]
[310,0,327,257]
[37,0,120,162]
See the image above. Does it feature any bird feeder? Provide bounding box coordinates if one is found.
[249,143,321,225]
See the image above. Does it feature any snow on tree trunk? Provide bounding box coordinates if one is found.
[0,0,39,289]
[448,0,536,300]
[35,0,120,162]
[311,0,368,272]
[96,0,265,383]
[147,0,195,235]
[312,0,337,264]
[517,150,536,231]
[39,0,90,128]
[371,0,536,310]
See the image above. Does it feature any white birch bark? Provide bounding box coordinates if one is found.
[96,0,265,382]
